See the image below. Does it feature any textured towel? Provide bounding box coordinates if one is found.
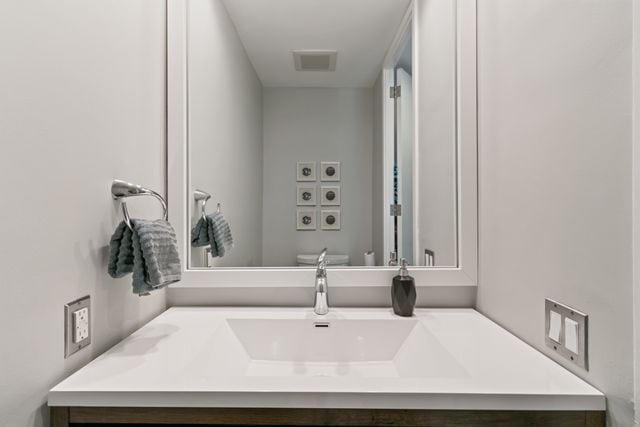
[108,219,181,295]
[190,216,211,248]
[210,212,233,257]
[190,213,233,258]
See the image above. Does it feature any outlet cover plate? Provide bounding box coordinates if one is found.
[545,298,588,370]
[65,295,91,358]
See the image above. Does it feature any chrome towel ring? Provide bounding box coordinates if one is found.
[111,180,168,230]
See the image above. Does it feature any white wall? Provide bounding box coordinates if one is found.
[475,0,633,425]
[0,1,167,425]
[633,0,640,423]
[415,0,457,267]
[262,88,373,266]
[188,0,263,268]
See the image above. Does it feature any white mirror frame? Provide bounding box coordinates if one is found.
[167,0,477,300]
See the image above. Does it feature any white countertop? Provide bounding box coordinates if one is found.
[48,307,604,410]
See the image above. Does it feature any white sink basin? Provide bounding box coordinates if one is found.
[226,318,465,378]
[228,318,417,362]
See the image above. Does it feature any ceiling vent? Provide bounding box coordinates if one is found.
[293,50,337,72]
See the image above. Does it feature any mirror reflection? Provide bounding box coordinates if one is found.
[188,0,457,268]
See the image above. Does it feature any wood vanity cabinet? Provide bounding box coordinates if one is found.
[51,407,605,427]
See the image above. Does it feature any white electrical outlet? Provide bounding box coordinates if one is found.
[73,307,89,342]
[65,295,91,358]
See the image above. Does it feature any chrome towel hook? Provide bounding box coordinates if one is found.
[111,180,168,230]
[194,189,211,220]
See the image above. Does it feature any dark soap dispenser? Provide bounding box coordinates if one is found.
[392,258,416,316]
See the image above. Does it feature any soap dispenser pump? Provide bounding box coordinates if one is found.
[392,258,416,316]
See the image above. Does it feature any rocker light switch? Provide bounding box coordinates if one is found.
[548,310,561,342]
[565,318,579,354]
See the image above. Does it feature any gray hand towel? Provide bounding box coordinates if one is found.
[190,217,210,247]
[209,212,233,258]
[189,213,233,258]
[108,219,181,295]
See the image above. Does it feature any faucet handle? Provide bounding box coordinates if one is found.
[316,248,327,277]
[316,248,328,278]
[314,248,329,315]
[317,247,327,265]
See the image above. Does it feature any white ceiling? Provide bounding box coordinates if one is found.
[220,0,411,88]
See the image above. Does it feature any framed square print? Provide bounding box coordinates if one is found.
[321,186,340,206]
[321,161,340,181]
[296,208,316,230]
[321,209,341,230]
[297,185,317,206]
[297,161,316,181]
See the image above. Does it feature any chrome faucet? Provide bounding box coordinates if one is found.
[313,248,329,315]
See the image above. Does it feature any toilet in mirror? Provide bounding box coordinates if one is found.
[187,0,458,269]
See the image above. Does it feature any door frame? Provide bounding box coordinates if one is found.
[382,4,413,266]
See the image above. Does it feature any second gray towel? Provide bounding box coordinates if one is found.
[190,212,233,258]
[108,219,182,295]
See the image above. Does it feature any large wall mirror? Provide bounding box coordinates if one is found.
[168,0,476,285]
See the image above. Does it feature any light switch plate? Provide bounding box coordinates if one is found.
[544,298,588,370]
[65,295,91,358]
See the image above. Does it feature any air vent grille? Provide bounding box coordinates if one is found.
[293,50,337,72]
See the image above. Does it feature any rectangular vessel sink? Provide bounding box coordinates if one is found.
[226,318,465,377]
